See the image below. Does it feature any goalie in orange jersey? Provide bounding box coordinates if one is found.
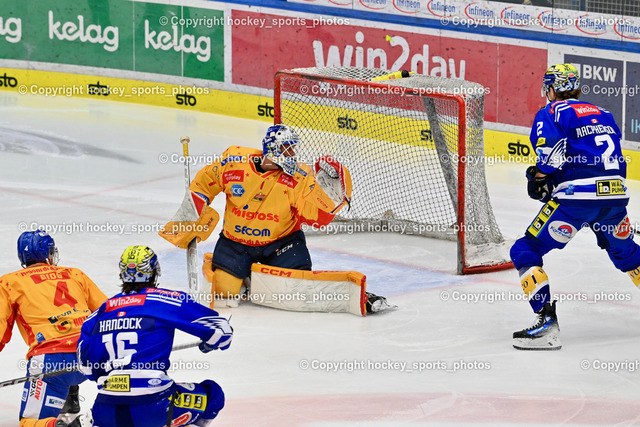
[0,230,106,427]
[165,124,390,313]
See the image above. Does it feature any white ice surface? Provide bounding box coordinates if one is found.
[1,93,640,426]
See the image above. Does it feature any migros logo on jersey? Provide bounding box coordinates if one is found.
[572,103,601,118]
[231,206,280,222]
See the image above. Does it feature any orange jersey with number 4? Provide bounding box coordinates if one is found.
[0,264,107,359]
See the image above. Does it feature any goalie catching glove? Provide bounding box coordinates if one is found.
[526,165,552,203]
[314,156,352,213]
[158,191,219,249]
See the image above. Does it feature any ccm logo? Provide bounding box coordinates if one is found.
[260,267,292,277]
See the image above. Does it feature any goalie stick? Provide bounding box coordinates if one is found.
[181,136,200,295]
[0,341,201,388]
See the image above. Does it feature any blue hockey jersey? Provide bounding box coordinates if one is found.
[529,99,628,207]
[77,287,232,402]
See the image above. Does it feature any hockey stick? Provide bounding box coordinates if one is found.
[181,136,200,295]
[0,341,201,388]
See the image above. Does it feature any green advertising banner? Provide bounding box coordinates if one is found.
[133,3,223,80]
[0,0,223,81]
[0,3,27,62]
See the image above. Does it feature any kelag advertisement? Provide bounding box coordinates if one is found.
[0,0,224,81]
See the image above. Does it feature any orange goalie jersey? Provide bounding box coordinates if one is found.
[0,264,107,359]
[190,146,341,246]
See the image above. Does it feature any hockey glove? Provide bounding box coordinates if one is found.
[526,166,551,202]
[199,341,216,353]
[158,192,219,249]
[314,156,352,211]
[199,318,233,353]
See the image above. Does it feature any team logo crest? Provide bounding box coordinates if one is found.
[614,216,632,239]
[548,221,575,243]
[253,192,265,202]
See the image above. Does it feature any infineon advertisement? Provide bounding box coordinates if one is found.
[288,0,640,42]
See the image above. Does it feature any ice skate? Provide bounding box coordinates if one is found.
[55,385,81,426]
[513,300,561,350]
[55,410,93,427]
[365,292,396,313]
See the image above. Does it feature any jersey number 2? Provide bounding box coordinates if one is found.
[594,135,619,170]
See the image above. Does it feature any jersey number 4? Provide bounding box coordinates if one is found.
[54,281,78,308]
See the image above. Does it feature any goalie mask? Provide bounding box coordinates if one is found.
[17,230,59,268]
[262,124,300,176]
[542,63,580,97]
[119,245,161,286]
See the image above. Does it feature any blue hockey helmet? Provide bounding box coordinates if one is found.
[262,124,300,176]
[119,245,161,286]
[542,63,580,96]
[17,230,59,267]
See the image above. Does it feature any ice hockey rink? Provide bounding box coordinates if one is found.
[1,92,640,427]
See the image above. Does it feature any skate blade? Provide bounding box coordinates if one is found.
[513,337,562,351]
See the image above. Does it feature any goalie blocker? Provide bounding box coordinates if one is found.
[202,256,392,316]
[158,191,219,249]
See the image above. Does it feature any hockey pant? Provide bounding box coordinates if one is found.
[206,230,312,298]
[510,201,640,312]
[20,353,86,424]
[91,380,224,427]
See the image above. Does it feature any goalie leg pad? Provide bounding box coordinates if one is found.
[629,267,640,287]
[203,253,244,309]
[250,264,367,316]
[213,269,244,299]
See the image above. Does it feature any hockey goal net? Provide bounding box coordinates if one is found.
[274,67,512,274]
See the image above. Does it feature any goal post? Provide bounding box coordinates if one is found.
[274,67,513,275]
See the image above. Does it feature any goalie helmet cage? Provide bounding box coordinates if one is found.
[274,67,513,275]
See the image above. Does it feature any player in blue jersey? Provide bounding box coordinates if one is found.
[77,246,233,426]
[511,63,640,350]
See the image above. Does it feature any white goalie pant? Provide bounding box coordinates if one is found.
[249,264,368,316]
